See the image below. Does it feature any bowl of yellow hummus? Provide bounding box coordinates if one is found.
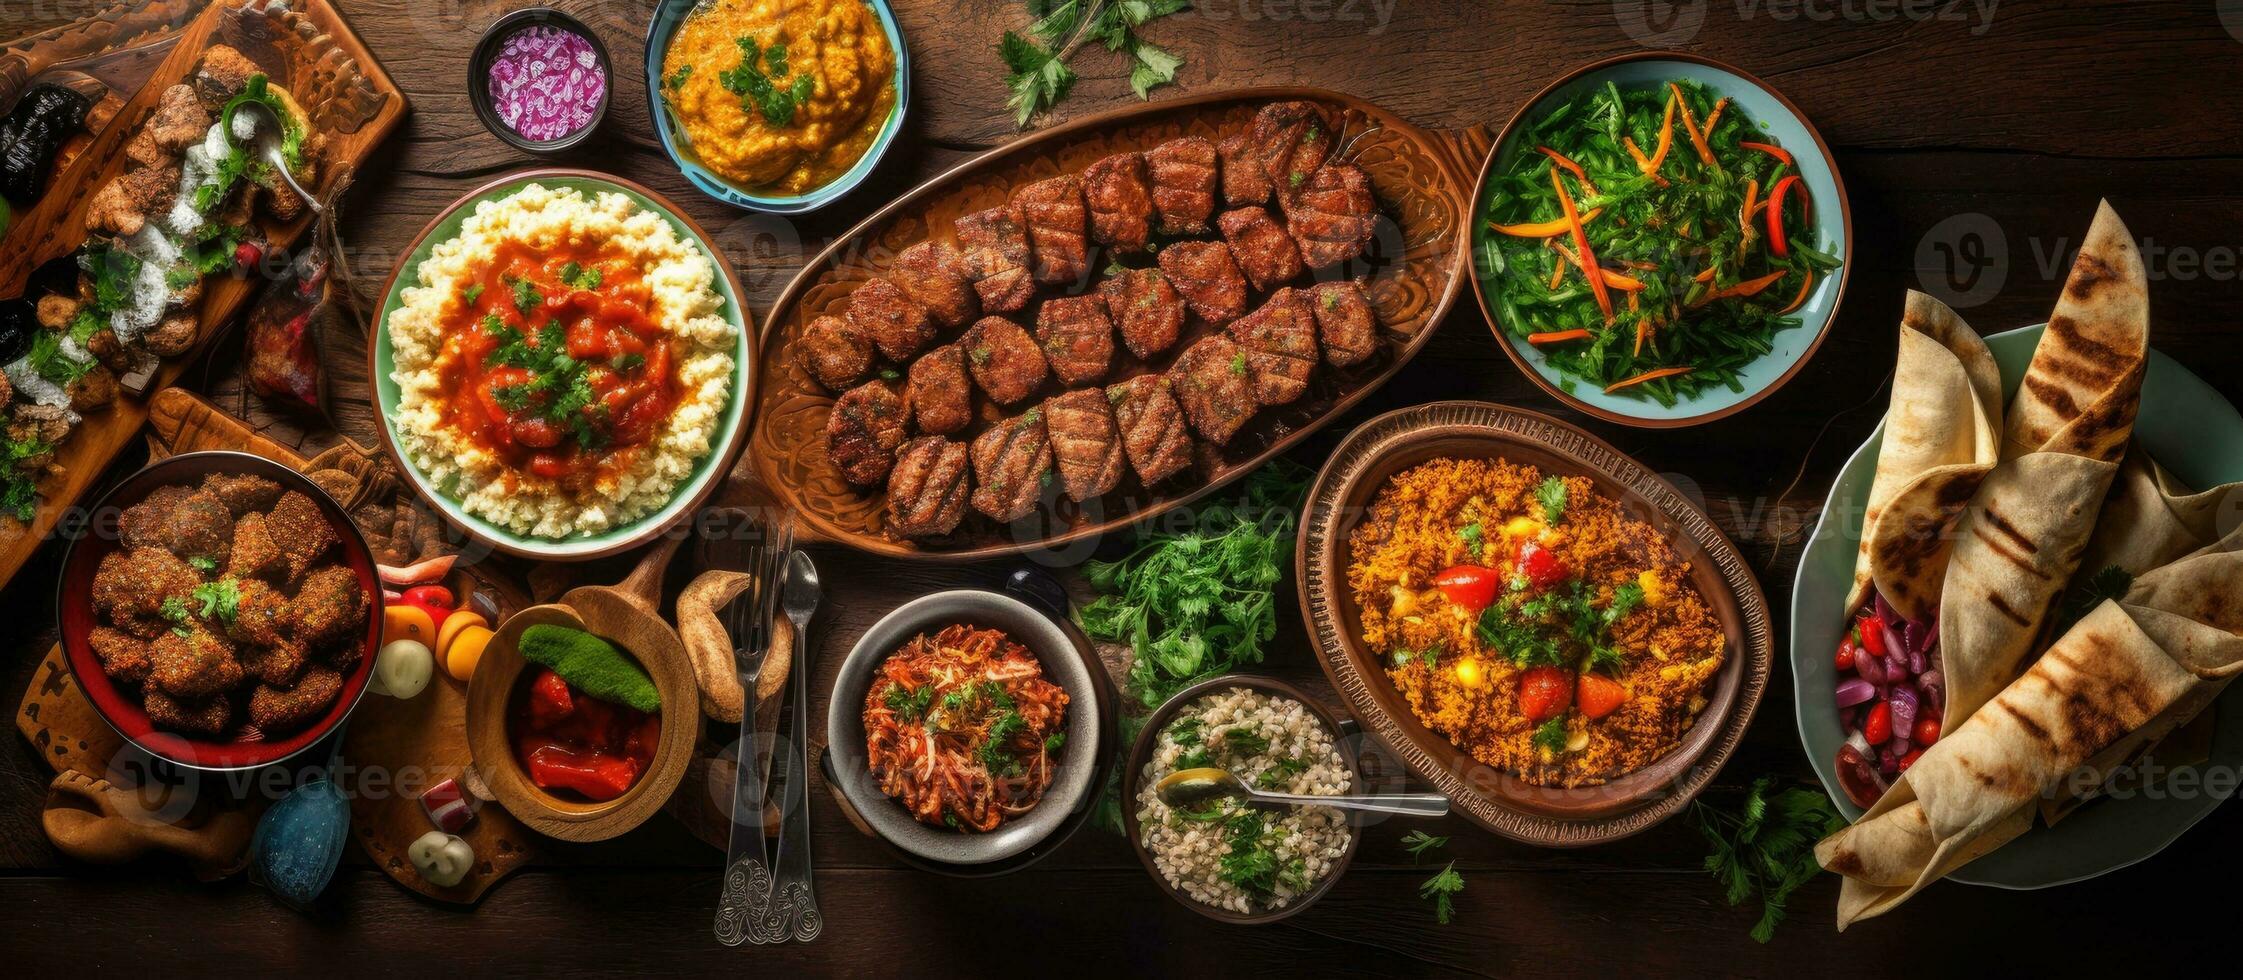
[645,0,907,213]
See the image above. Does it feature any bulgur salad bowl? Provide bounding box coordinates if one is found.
[1298,401,1769,846]
[370,169,757,561]
[1122,675,1364,924]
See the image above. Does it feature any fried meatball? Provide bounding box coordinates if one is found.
[149,627,244,699]
[1284,163,1378,268]
[1227,288,1320,406]
[1146,136,1218,234]
[1043,388,1125,502]
[891,241,979,328]
[1309,280,1378,367]
[1108,375,1194,486]
[201,472,284,515]
[969,411,1053,523]
[887,437,972,539]
[954,206,1036,314]
[265,491,338,582]
[1159,241,1249,325]
[249,666,343,734]
[961,317,1049,406]
[1100,268,1186,360]
[905,343,974,437]
[1013,175,1089,286]
[1217,207,1305,291]
[143,688,230,735]
[795,314,876,392]
[35,293,80,330]
[1083,152,1154,252]
[92,547,200,621]
[1169,335,1259,446]
[1034,294,1115,387]
[847,277,937,362]
[826,380,912,485]
[225,511,286,581]
[89,627,154,683]
[282,565,369,648]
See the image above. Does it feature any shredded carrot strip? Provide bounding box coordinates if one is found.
[1739,141,1794,168]
[1528,328,1592,345]
[1740,179,1759,236]
[1693,265,1719,284]
[1633,315,1654,357]
[1692,270,1789,307]
[1548,241,1644,292]
[1490,210,1601,238]
[1670,83,1719,171]
[1648,94,1676,172]
[1551,168,1613,323]
[1547,252,1567,290]
[1702,97,1728,139]
[1781,269,1816,314]
[1604,366,1694,393]
[1537,147,1601,196]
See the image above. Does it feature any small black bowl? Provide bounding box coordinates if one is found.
[468,7,612,154]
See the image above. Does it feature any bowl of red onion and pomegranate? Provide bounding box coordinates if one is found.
[1827,592,1944,809]
[468,7,612,154]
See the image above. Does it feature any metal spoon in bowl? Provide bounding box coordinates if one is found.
[230,99,320,216]
[1155,767,1451,819]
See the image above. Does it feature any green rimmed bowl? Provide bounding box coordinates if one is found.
[1469,52,1851,428]
[369,169,758,561]
[1791,323,2243,888]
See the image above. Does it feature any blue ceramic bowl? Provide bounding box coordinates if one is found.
[1469,52,1851,428]
[643,0,910,214]
[1791,324,2243,888]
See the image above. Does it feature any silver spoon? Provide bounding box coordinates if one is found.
[231,99,321,216]
[1156,767,1451,819]
[765,547,822,942]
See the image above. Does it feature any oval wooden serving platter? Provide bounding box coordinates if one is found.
[749,86,1482,560]
[1296,401,1770,847]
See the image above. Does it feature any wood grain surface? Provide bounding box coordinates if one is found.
[6,1,2243,974]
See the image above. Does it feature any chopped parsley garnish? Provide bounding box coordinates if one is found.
[160,596,193,624]
[1229,351,1249,375]
[1043,731,1066,753]
[882,683,934,723]
[978,709,1029,775]
[1535,475,1568,524]
[188,556,218,573]
[1221,727,1268,755]
[1400,829,1449,861]
[609,353,645,372]
[2,432,54,520]
[1255,755,1308,789]
[1531,717,1569,753]
[997,0,1189,128]
[1166,717,1204,745]
[480,314,608,450]
[1458,521,1485,559]
[508,276,542,315]
[665,63,693,90]
[464,283,485,305]
[559,261,604,291]
[29,331,93,385]
[720,33,818,126]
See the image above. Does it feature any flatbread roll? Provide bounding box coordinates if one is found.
[1817,542,2243,929]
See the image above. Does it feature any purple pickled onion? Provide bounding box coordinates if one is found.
[1889,685,1920,733]
[1885,648,1910,684]
[1891,735,1912,758]
[1909,645,1928,675]
[1855,650,1886,685]
[1880,621,1909,669]
[485,24,605,142]
[1874,591,1901,629]
[1835,677,1877,707]
[1903,617,1931,657]
[1918,669,1945,715]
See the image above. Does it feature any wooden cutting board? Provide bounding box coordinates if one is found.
[0,0,407,591]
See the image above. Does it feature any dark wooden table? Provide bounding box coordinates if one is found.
[7,1,2242,973]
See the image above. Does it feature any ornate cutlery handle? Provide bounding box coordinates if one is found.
[713,855,776,947]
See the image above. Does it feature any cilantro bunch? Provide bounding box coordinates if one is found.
[998,0,1191,128]
[1692,776,1845,942]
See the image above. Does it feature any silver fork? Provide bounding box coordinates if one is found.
[766,546,823,942]
[712,519,792,946]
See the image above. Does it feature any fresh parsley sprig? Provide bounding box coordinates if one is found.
[1692,776,1845,943]
[1419,861,1465,924]
[998,0,1192,129]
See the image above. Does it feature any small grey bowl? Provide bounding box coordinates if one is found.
[824,589,1104,866]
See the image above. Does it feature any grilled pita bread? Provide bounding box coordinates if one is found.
[1817,541,2243,929]
[1935,202,2148,732]
[1851,292,2004,619]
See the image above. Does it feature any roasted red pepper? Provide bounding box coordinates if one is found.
[528,668,575,726]
[1515,538,1571,592]
[523,743,641,802]
[1431,565,1502,613]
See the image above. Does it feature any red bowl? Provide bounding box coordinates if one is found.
[58,451,386,771]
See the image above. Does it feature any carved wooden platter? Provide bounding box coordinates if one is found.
[0,0,406,589]
[749,86,1484,560]
[1296,401,1770,847]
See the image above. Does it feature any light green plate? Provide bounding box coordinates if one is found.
[1791,323,2243,889]
[370,171,756,560]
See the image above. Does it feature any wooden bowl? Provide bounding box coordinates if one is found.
[1119,675,1364,925]
[1295,401,1770,846]
[748,85,1480,561]
[57,451,385,772]
[465,601,699,842]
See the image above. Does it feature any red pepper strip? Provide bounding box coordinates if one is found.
[1528,328,1592,345]
[526,742,642,802]
[1781,269,1816,314]
[1550,168,1613,323]
[1739,141,1794,168]
[1537,146,1600,196]
[1766,174,1804,257]
[1604,365,1695,393]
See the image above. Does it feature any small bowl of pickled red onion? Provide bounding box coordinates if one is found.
[470,7,611,153]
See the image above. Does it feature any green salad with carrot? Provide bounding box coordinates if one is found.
[1478,80,1840,404]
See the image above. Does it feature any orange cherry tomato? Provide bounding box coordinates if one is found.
[1577,674,1628,721]
[1432,565,1501,613]
[1518,666,1574,723]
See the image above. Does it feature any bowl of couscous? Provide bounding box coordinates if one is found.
[1296,401,1770,847]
